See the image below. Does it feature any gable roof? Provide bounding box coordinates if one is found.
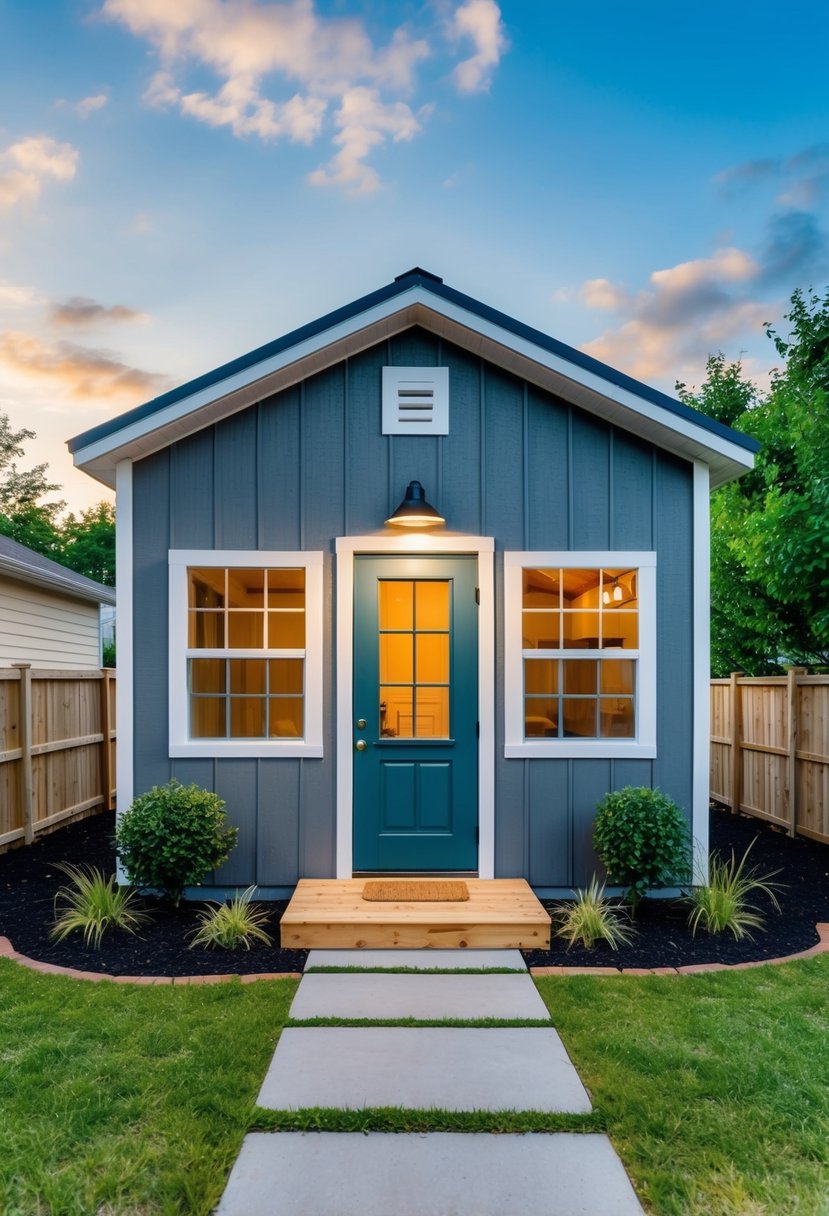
[0,535,115,606]
[68,268,759,490]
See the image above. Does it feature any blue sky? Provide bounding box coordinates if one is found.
[1,0,827,511]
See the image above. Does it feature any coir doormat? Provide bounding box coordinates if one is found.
[362,880,470,902]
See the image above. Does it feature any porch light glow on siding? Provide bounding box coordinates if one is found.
[385,481,445,528]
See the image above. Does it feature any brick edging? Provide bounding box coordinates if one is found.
[0,937,301,984]
[530,923,829,976]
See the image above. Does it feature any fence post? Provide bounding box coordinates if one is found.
[12,664,34,845]
[99,668,114,811]
[729,672,744,815]
[786,667,807,838]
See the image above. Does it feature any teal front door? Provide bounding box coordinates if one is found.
[353,555,479,872]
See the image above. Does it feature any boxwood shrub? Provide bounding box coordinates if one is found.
[593,785,690,907]
[115,779,238,904]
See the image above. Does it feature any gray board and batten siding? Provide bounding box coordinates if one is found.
[132,326,693,895]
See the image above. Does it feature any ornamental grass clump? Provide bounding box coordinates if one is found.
[554,877,635,951]
[115,779,238,905]
[594,785,690,909]
[51,863,149,949]
[689,839,783,940]
[188,886,273,950]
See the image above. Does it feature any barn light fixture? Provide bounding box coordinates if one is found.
[385,480,445,528]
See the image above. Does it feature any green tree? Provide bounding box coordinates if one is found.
[59,502,115,587]
[679,288,829,674]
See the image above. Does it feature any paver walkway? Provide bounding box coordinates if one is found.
[216,950,644,1216]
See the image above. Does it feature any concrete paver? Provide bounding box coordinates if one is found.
[257,1027,591,1112]
[288,971,550,1020]
[216,1132,645,1216]
[306,948,526,970]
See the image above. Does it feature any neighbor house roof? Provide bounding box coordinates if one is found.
[0,535,115,606]
[69,268,759,490]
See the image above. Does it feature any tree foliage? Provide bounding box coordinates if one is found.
[679,288,829,674]
[0,410,115,586]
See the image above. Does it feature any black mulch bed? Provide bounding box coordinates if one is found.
[1,805,827,976]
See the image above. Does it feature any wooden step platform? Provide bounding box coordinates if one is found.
[280,879,551,950]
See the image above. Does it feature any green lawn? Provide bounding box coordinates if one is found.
[1,956,828,1215]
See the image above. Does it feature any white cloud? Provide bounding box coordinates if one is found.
[0,280,40,310]
[104,0,503,191]
[577,247,769,383]
[449,0,507,94]
[58,93,109,118]
[0,136,79,211]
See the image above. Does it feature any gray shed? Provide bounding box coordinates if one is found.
[68,269,757,895]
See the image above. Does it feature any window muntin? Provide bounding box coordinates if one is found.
[169,550,323,758]
[505,553,656,759]
[378,578,451,738]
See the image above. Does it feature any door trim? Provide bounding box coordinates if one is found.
[335,535,495,879]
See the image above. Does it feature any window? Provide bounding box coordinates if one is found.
[504,552,656,758]
[168,551,323,757]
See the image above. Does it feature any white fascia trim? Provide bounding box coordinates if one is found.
[503,551,657,759]
[335,534,495,880]
[168,549,324,759]
[115,460,133,883]
[692,463,711,883]
[72,285,754,479]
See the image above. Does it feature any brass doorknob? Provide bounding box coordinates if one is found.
[355,739,367,751]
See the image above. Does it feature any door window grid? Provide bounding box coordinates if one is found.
[378,579,451,738]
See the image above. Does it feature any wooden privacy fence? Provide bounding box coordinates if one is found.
[710,670,829,845]
[0,666,115,851]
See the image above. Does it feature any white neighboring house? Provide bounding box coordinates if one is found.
[0,535,116,669]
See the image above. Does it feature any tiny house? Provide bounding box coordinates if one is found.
[68,269,757,895]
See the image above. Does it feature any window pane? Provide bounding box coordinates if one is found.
[379,581,412,631]
[269,698,303,737]
[230,659,265,694]
[267,568,305,609]
[562,611,600,648]
[380,686,413,738]
[601,613,637,649]
[600,660,636,695]
[227,612,264,648]
[230,697,265,737]
[416,634,449,683]
[415,581,449,631]
[189,611,224,648]
[415,686,449,737]
[563,660,597,694]
[524,698,558,738]
[380,633,413,684]
[191,658,226,694]
[269,659,304,694]
[227,568,265,610]
[267,611,305,647]
[191,697,226,738]
[189,569,224,609]
[522,568,561,609]
[561,568,600,607]
[522,611,558,648]
[524,659,557,695]
[602,569,637,608]
[600,698,635,737]
[562,697,597,738]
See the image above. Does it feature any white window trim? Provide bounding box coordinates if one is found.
[504,550,657,759]
[168,549,323,758]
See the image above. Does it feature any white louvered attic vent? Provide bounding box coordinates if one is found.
[382,367,449,435]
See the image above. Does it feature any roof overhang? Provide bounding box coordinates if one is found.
[69,280,756,491]
[0,552,115,606]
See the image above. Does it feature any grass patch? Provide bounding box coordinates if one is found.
[287,1016,552,1028]
[0,960,297,1216]
[251,1106,604,1134]
[536,956,829,1215]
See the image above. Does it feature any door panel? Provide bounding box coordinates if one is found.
[353,555,478,871]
